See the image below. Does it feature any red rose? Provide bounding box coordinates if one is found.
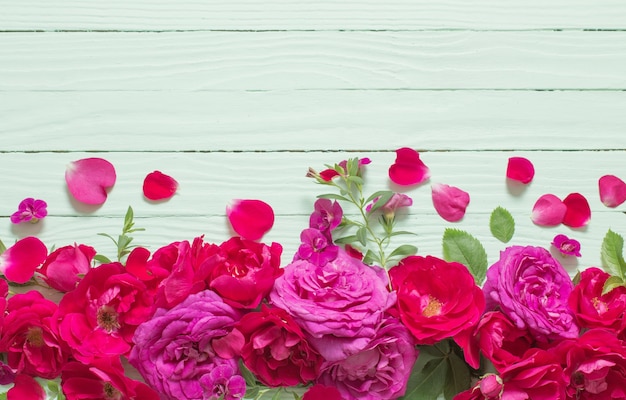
[200,237,283,309]
[389,255,485,344]
[568,267,626,333]
[38,243,96,292]
[302,384,343,400]
[235,305,322,387]
[0,291,69,379]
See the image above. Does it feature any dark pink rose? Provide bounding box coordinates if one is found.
[483,245,579,342]
[389,255,485,345]
[302,384,343,400]
[37,243,96,292]
[569,267,626,333]
[270,248,395,362]
[55,263,154,363]
[0,291,69,379]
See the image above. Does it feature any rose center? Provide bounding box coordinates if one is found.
[97,306,121,332]
[591,297,608,315]
[26,326,44,347]
[423,296,442,317]
[103,382,122,400]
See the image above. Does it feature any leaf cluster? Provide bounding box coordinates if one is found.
[96,206,145,263]
[601,229,626,294]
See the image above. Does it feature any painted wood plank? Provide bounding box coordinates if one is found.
[1,0,625,31]
[2,91,625,152]
[2,32,626,91]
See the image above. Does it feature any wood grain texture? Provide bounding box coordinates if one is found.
[1,0,625,31]
[2,31,626,91]
[2,91,625,151]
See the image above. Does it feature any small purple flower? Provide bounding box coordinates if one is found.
[551,234,581,257]
[0,362,16,385]
[199,364,246,400]
[10,198,47,224]
[295,228,339,266]
[309,199,343,233]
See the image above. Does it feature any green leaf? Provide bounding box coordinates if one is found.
[94,254,112,264]
[365,190,394,204]
[362,249,379,265]
[444,352,471,400]
[316,193,350,202]
[390,230,418,237]
[389,244,418,259]
[334,235,359,244]
[0,239,6,255]
[399,346,449,400]
[293,392,302,400]
[98,232,118,246]
[602,275,626,295]
[489,206,515,243]
[442,229,488,285]
[245,386,260,399]
[356,227,368,246]
[123,206,135,232]
[270,388,283,400]
[366,191,394,214]
[346,175,364,186]
[601,229,626,279]
[238,359,258,387]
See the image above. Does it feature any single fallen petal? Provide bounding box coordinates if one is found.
[531,194,566,226]
[226,199,275,240]
[7,375,45,400]
[599,175,626,207]
[65,157,116,205]
[562,192,591,228]
[431,183,470,222]
[389,147,430,186]
[0,237,48,283]
[143,170,179,200]
[506,157,535,184]
[551,234,581,257]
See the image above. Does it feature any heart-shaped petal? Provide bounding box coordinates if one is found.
[531,194,566,226]
[431,183,470,222]
[506,157,535,184]
[65,157,116,205]
[0,237,48,284]
[143,171,179,201]
[563,193,591,228]
[599,175,626,207]
[389,147,430,186]
[226,199,275,240]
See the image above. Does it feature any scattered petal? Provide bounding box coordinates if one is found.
[531,194,566,226]
[506,157,535,184]
[562,193,591,228]
[65,158,116,205]
[0,237,48,284]
[431,183,470,222]
[599,175,626,207]
[551,234,581,257]
[388,147,430,186]
[10,198,47,224]
[143,171,179,201]
[226,199,274,240]
[7,375,45,400]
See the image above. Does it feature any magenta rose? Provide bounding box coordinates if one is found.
[554,328,626,399]
[37,243,96,292]
[269,248,396,362]
[483,245,579,342]
[234,305,323,387]
[0,291,69,379]
[55,263,154,363]
[199,237,283,309]
[61,357,159,400]
[318,316,418,400]
[129,290,245,400]
[389,255,485,345]
[568,267,626,333]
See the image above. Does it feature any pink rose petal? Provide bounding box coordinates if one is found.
[65,157,116,205]
[8,375,45,400]
[226,199,275,240]
[389,147,430,186]
[506,157,535,184]
[143,170,179,200]
[531,194,566,226]
[431,183,470,222]
[563,192,591,228]
[599,175,626,207]
[0,237,48,283]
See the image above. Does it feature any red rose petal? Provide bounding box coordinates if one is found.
[599,175,626,208]
[388,147,430,186]
[0,236,48,284]
[226,199,275,240]
[431,183,470,222]
[531,194,566,226]
[143,170,179,200]
[65,157,116,205]
[8,375,45,400]
[506,157,535,184]
[563,193,591,228]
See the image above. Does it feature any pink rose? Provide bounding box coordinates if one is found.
[0,291,69,379]
[37,243,96,292]
[389,255,485,345]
